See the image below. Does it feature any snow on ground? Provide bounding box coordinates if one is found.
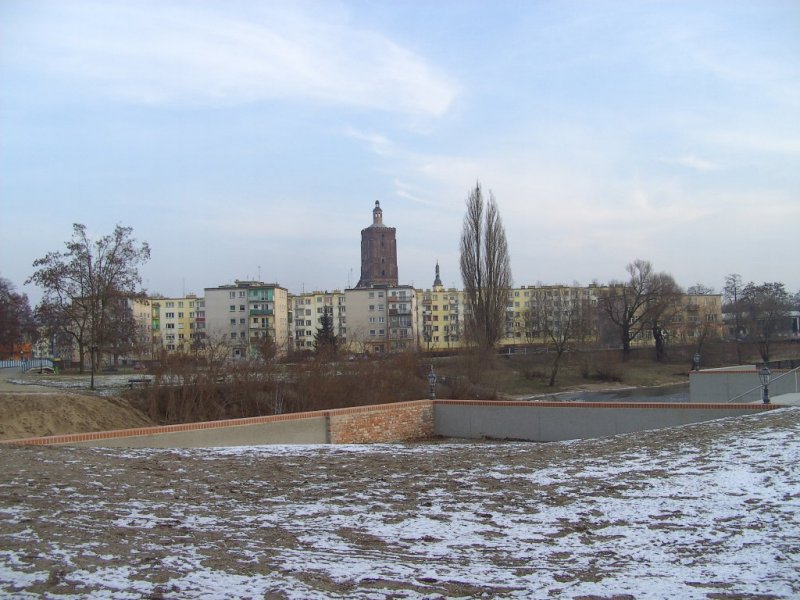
[0,409,798,598]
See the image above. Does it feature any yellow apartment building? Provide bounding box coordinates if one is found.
[150,294,200,354]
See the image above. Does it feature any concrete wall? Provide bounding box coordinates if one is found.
[690,367,800,403]
[4,412,329,448]
[1,397,787,448]
[434,400,780,442]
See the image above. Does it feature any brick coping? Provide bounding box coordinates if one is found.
[0,398,782,446]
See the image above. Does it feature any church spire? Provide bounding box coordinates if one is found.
[433,261,443,289]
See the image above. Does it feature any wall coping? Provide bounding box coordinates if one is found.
[433,399,781,410]
[0,398,783,446]
[689,369,790,375]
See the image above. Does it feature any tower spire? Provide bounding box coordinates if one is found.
[433,261,443,288]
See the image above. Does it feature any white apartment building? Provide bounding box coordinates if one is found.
[345,285,416,354]
[290,290,346,351]
[204,281,289,359]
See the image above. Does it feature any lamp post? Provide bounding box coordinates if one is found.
[90,344,98,390]
[427,364,437,400]
[759,364,771,404]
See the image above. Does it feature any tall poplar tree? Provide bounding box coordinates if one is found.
[459,182,512,356]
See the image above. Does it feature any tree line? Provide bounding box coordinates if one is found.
[458,182,798,383]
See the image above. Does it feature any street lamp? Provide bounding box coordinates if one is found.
[759,364,771,404]
[90,344,98,390]
[427,364,437,400]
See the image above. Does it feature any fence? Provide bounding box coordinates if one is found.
[0,359,54,371]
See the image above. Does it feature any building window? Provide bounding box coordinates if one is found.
[230,305,236,312]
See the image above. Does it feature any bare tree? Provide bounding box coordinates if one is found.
[649,272,683,362]
[0,277,37,353]
[597,259,681,361]
[723,273,745,362]
[537,292,593,386]
[101,297,138,366]
[687,283,715,295]
[741,282,792,362]
[459,182,512,356]
[27,224,150,386]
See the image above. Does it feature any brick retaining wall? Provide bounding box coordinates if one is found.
[327,400,434,444]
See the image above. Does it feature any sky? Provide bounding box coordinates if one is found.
[1,1,798,304]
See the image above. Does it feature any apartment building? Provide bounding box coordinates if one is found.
[502,285,601,346]
[150,294,200,354]
[290,290,346,351]
[670,293,724,343]
[204,281,289,359]
[345,285,416,354]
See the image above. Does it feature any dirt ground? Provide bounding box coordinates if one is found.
[0,409,798,598]
[0,376,153,441]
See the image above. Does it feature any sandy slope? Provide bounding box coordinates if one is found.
[0,383,153,441]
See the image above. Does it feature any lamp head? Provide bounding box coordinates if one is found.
[759,365,771,386]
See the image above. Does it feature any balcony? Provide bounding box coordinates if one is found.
[250,309,273,316]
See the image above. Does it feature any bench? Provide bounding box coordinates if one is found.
[128,378,151,388]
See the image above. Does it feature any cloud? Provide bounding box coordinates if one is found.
[342,128,395,156]
[13,1,458,117]
[665,156,721,172]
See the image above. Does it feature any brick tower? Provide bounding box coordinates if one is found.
[356,201,398,288]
